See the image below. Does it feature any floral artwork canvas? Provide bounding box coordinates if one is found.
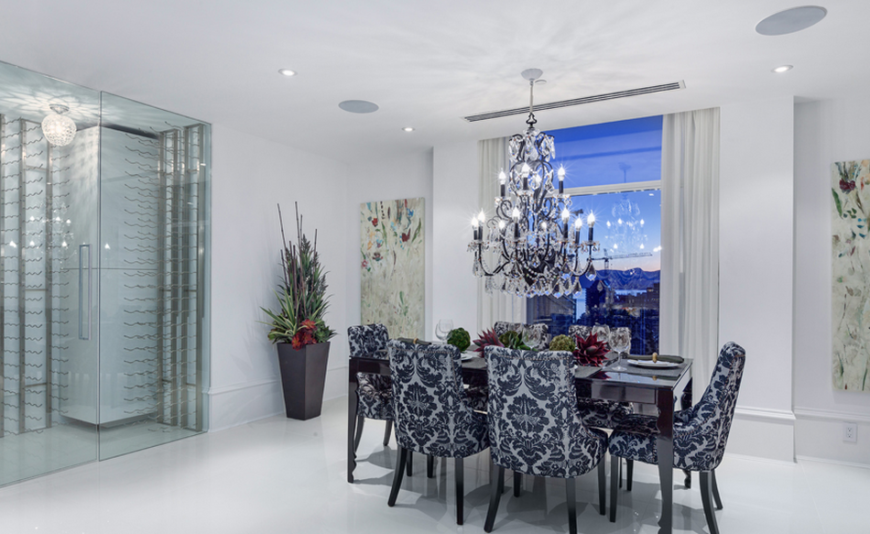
[832,160,870,392]
[360,198,424,338]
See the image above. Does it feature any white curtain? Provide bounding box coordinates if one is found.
[660,108,720,402]
[477,138,526,333]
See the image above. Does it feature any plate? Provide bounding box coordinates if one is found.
[627,360,680,369]
[461,352,476,361]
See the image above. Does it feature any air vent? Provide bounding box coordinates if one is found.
[463,81,686,122]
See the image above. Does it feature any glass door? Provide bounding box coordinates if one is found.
[97,93,210,459]
[0,61,101,485]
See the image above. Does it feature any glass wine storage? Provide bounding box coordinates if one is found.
[0,62,210,486]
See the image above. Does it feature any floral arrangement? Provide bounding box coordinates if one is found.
[573,333,610,366]
[472,329,503,354]
[549,334,576,352]
[262,204,336,349]
[446,328,471,352]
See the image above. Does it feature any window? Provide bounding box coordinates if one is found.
[527,116,662,354]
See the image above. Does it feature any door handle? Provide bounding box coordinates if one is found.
[78,244,91,340]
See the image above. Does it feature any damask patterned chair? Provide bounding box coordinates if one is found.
[386,340,489,525]
[608,342,746,534]
[483,347,607,534]
[347,324,393,451]
[567,324,591,338]
[493,321,523,337]
[570,324,633,430]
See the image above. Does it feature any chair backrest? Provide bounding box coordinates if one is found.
[387,340,486,458]
[568,325,591,338]
[485,346,605,478]
[684,341,746,469]
[493,321,523,337]
[347,324,389,358]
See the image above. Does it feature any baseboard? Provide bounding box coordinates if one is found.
[208,366,349,433]
[796,455,870,469]
[726,406,795,462]
[794,407,870,467]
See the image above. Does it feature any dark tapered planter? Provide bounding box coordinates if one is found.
[277,342,330,420]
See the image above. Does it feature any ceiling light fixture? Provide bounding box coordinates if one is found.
[756,6,827,36]
[772,65,793,74]
[338,100,379,114]
[41,104,76,147]
[278,69,297,76]
[468,69,604,297]
[402,127,414,132]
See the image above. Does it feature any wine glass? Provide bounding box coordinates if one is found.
[608,327,631,372]
[435,319,454,343]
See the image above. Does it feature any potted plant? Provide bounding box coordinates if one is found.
[262,203,336,420]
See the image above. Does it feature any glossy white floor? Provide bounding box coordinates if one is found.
[0,396,865,534]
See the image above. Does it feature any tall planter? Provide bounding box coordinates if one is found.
[277,342,330,420]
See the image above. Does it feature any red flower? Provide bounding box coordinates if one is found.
[840,179,856,193]
[401,231,410,242]
[291,320,318,349]
[372,218,379,227]
[573,333,610,367]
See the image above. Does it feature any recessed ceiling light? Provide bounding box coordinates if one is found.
[278,69,296,76]
[756,6,827,36]
[402,127,414,132]
[338,100,379,114]
[773,65,793,74]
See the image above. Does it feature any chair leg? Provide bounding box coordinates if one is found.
[597,457,606,515]
[566,477,577,534]
[427,455,435,478]
[684,468,692,489]
[484,462,504,532]
[388,447,407,507]
[712,469,723,510]
[383,421,393,446]
[353,416,365,453]
[609,454,619,522]
[406,451,413,476]
[627,459,634,491]
[618,457,623,488]
[455,457,464,525]
[497,465,505,494]
[513,471,522,497]
[699,471,720,534]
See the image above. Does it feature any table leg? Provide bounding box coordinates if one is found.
[656,392,675,534]
[347,364,359,483]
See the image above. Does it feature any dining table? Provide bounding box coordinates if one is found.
[347,349,693,534]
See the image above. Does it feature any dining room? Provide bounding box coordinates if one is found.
[0,2,867,533]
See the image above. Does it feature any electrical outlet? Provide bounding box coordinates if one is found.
[843,422,857,443]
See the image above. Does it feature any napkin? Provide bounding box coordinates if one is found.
[628,354,684,364]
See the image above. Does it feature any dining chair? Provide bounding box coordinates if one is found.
[348,324,394,451]
[493,321,523,337]
[483,347,607,534]
[568,324,591,338]
[386,340,489,525]
[607,342,746,534]
[522,323,551,349]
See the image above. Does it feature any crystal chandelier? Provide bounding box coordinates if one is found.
[469,69,600,297]
[42,104,76,147]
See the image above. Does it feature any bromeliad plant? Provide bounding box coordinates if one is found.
[262,203,336,349]
[573,333,610,366]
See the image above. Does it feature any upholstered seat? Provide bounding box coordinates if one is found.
[348,324,393,451]
[386,340,489,525]
[577,397,632,429]
[483,347,607,534]
[608,342,746,534]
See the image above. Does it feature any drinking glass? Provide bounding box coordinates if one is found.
[435,319,454,342]
[608,327,631,372]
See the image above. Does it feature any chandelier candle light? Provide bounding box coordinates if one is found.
[469,69,600,297]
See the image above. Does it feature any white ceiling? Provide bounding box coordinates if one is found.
[0,0,867,164]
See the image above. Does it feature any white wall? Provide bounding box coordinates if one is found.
[719,97,796,461]
[793,98,870,467]
[344,149,435,339]
[208,125,350,431]
[432,141,480,334]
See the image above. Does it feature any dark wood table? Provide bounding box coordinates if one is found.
[347,353,692,534]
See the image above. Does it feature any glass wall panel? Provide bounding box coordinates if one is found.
[98,93,210,459]
[0,61,101,485]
